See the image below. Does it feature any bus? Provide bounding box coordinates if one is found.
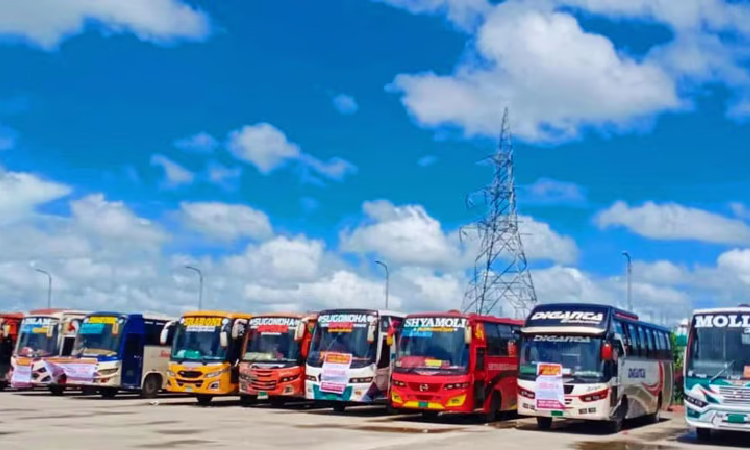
[683,306,750,441]
[57,312,175,398]
[305,308,406,411]
[0,312,23,391]
[10,308,89,394]
[238,313,317,406]
[162,310,252,404]
[517,303,674,432]
[390,310,522,420]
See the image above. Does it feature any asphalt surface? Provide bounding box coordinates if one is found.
[0,391,747,450]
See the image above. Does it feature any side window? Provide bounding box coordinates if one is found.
[627,324,639,357]
[377,338,390,368]
[638,326,648,358]
[497,324,513,357]
[654,330,662,358]
[485,323,502,356]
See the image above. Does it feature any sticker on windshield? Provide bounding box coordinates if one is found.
[403,317,467,335]
[183,317,223,332]
[249,317,300,334]
[21,317,53,334]
[87,316,117,324]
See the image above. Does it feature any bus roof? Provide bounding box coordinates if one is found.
[86,311,176,322]
[692,306,750,315]
[27,308,89,318]
[405,310,523,325]
[0,312,23,319]
[317,308,406,318]
[182,310,253,320]
[251,312,311,319]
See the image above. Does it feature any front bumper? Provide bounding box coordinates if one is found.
[686,404,750,431]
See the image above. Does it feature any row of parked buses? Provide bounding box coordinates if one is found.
[0,303,746,439]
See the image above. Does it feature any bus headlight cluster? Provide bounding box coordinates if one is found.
[580,388,609,402]
[685,394,708,408]
[519,388,535,399]
[349,377,373,383]
[97,369,118,377]
[392,379,406,387]
[306,375,317,382]
[443,382,469,391]
[205,368,226,378]
[279,374,299,383]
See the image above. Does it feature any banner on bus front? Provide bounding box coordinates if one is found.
[535,363,565,410]
[43,357,97,384]
[320,352,352,394]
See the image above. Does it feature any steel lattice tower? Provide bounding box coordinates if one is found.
[461,107,537,319]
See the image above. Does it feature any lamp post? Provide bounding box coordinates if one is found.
[375,260,389,309]
[34,268,52,309]
[622,251,632,311]
[184,266,203,310]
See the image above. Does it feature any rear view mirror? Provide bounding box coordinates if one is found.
[1,324,9,338]
[294,321,305,342]
[220,330,229,348]
[367,322,376,343]
[232,319,247,339]
[160,321,174,345]
[464,326,472,345]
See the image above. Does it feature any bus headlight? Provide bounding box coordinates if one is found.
[519,388,535,399]
[167,371,175,377]
[280,374,299,383]
[392,379,406,387]
[205,370,225,378]
[685,394,708,408]
[581,388,609,402]
[97,369,118,376]
[306,375,317,381]
[444,382,469,391]
[349,377,373,383]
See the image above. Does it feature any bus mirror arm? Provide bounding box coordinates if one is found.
[220,330,229,348]
[464,327,471,345]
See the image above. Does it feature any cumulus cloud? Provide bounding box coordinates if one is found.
[332,94,359,115]
[0,0,212,50]
[174,131,218,153]
[595,201,750,245]
[180,202,273,243]
[372,0,491,30]
[227,123,357,181]
[0,165,72,223]
[150,154,194,188]
[521,178,587,206]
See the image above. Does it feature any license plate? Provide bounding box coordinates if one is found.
[551,410,563,417]
[418,401,428,408]
[186,386,193,392]
[727,414,746,423]
[258,391,268,400]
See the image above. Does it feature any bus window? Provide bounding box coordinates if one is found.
[637,327,648,358]
[627,324,639,357]
[486,324,503,356]
[654,330,663,358]
[645,328,654,359]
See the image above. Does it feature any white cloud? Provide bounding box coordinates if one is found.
[0,0,211,50]
[522,177,587,206]
[717,249,750,284]
[150,154,194,188]
[519,215,579,264]
[174,131,218,153]
[227,123,357,181]
[389,1,680,143]
[595,201,750,245]
[180,202,273,242]
[332,94,359,115]
[0,165,72,223]
[730,202,750,221]
[205,160,242,191]
[372,0,492,30]
[417,155,438,167]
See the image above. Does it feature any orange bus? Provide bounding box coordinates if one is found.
[0,312,23,391]
[238,313,317,406]
[161,310,252,404]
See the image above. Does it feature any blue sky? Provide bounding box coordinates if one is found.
[1,0,749,322]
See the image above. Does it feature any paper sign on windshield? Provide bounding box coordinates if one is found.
[535,363,565,410]
[184,317,223,332]
[320,352,352,394]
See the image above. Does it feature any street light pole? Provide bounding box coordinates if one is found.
[35,269,52,308]
[622,251,632,311]
[375,260,389,309]
[184,266,203,310]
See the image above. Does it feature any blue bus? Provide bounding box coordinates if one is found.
[47,312,175,398]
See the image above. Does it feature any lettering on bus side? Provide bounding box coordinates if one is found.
[403,317,467,328]
[248,317,300,328]
[627,368,646,379]
[694,314,750,329]
[533,335,591,343]
[317,314,371,325]
[529,311,604,325]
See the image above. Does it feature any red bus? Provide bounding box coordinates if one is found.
[0,312,23,391]
[390,310,522,420]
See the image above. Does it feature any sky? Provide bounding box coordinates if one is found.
[1,0,750,324]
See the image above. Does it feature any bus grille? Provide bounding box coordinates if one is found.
[718,386,750,404]
[178,371,202,378]
[408,382,441,393]
[250,369,277,391]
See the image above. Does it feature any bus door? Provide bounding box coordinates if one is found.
[375,316,392,393]
[471,321,487,410]
[121,332,144,388]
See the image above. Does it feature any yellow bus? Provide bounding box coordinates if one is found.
[161,310,252,404]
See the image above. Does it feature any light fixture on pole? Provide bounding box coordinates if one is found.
[184,266,203,310]
[34,268,52,309]
[375,260,389,309]
[621,251,632,311]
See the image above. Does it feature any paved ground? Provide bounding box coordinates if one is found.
[0,391,747,450]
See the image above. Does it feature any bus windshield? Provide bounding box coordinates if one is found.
[243,318,301,364]
[171,317,228,362]
[519,334,603,381]
[687,317,750,380]
[73,316,124,357]
[395,317,468,374]
[15,318,60,357]
[308,314,376,369]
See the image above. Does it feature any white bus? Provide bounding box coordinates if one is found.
[517,303,674,432]
[305,308,405,412]
[683,306,750,441]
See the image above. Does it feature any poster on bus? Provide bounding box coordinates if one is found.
[320,352,352,394]
[43,357,97,384]
[10,364,33,388]
[534,363,565,410]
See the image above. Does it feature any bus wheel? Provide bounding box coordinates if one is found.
[536,417,552,430]
[485,393,502,423]
[196,395,213,405]
[0,381,7,391]
[140,374,161,399]
[240,395,257,407]
[648,397,662,424]
[49,385,65,396]
[100,388,118,399]
[333,404,346,413]
[696,428,711,442]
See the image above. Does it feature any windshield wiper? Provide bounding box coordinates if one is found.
[710,360,735,383]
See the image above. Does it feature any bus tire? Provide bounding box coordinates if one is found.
[536,417,552,430]
[0,381,7,391]
[100,388,118,399]
[140,374,161,399]
[485,392,502,422]
[333,403,346,413]
[240,395,257,406]
[196,395,213,405]
[696,427,711,442]
[648,396,662,424]
[49,385,65,396]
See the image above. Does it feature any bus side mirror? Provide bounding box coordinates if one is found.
[367,323,376,343]
[1,325,8,338]
[294,322,305,342]
[220,330,229,348]
[601,342,613,361]
[160,321,174,345]
[232,319,247,339]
